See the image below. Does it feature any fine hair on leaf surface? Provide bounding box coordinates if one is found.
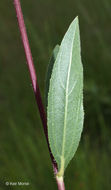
[47,16,84,178]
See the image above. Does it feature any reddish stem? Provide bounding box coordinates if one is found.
[56,177,66,190]
[13,0,65,190]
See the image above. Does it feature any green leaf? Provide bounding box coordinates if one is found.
[47,17,84,177]
[45,45,60,108]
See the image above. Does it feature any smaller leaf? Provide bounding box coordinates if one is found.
[45,45,60,107]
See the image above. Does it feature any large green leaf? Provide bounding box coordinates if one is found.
[47,17,84,177]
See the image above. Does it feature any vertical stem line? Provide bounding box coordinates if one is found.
[13,0,65,189]
[56,176,66,190]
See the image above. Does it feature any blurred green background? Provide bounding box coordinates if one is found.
[0,0,111,189]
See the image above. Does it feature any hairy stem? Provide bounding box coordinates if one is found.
[13,0,65,189]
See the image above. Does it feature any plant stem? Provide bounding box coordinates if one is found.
[13,0,65,189]
[56,176,66,190]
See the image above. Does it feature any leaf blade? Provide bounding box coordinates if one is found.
[47,17,84,177]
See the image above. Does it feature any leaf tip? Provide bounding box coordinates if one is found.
[73,16,79,25]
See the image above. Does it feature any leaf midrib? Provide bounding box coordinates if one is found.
[61,22,77,166]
